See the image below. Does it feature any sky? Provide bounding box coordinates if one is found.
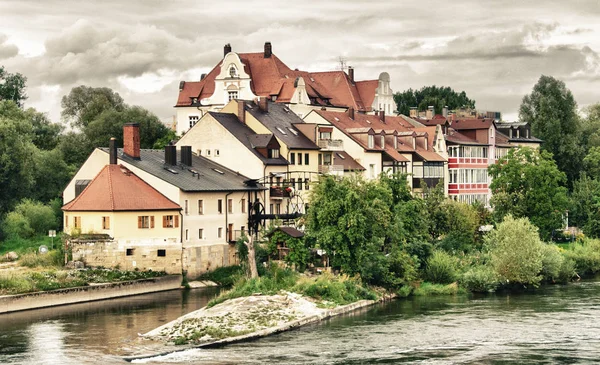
[1,0,600,124]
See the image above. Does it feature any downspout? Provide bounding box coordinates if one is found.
[225,191,233,244]
[179,209,184,277]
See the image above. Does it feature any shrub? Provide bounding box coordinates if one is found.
[413,282,464,296]
[19,250,63,268]
[487,215,544,286]
[540,244,564,282]
[459,265,499,293]
[563,239,600,276]
[197,265,244,287]
[14,199,57,235]
[2,212,34,239]
[423,250,458,284]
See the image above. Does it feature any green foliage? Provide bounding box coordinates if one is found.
[540,244,566,282]
[519,75,583,187]
[0,235,55,255]
[583,146,600,178]
[393,85,476,116]
[19,250,63,268]
[413,282,464,296]
[61,85,125,129]
[569,174,600,236]
[197,265,244,287]
[437,201,481,253]
[267,229,310,271]
[56,131,94,167]
[459,265,499,293]
[489,148,569,240]
[423,250,458,284]
[153,129,178,149]
[12,199,58,236]
[563,239,600,276]
[487,215,544,286]
[0,66,27,107]
[2,212,34,239]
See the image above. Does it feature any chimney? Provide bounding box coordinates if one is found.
[409,107,417,118]
[347,107,355,120]
[178,81,185,91]
[426,106,434,120]
[109,137,117,165]
[224,43,232,57]
[200,73,207,80]
[237,100,246,124]
[164,144,177,166]
[180,145,192,166]
[348,66,354,83]
[442,106,448,117]
[379,109,385,122]
[264,41,272,58]
[123,123,140,159]
[258,96,268,112]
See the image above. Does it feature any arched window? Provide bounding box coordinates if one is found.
[229,65,237,78]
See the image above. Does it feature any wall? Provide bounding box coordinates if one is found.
[63,149,109,204]
[183,244,238,279]
[0,275,182,314]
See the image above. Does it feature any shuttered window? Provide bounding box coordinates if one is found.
[102,216,110,230]
[138,216,151,229]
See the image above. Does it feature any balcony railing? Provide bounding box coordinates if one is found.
[229,230,246,243]
[317,139,344,151]
[270,186,292,199]
[318,164,344,175]
[413,177,443,188]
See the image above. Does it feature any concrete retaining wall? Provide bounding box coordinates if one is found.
[0,275,182,314]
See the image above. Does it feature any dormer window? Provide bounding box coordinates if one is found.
[368,134,374,149]
[229,65,237,78]
[228,91,238,101]
[268,149,280,158]
[394,137,398,149]
[380,135,385,148]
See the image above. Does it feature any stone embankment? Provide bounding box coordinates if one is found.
[123,291,395,361]
[0,275,182,314]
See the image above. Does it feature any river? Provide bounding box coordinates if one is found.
[1,280,600,364]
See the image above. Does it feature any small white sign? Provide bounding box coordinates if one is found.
[48,230,56,237]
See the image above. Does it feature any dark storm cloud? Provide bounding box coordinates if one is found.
[0,34,18,60]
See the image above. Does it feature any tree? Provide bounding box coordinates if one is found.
[394,86,476,116]
[583,147,600,178]
[487,215,544,286]
[570,174,600,232]
[84,106,169,148]
[61,85,125,129]
[519,75,583,187]
[488,147,569,240]
[28,109,63,150]
[0,66,27,107]
[580,103,600,150]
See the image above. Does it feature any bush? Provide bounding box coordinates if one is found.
[423,250,458,284]
[563,238,600,276]
[487,215,544,286]
[2,212,34,239]
[19,250,63,268]
[540,244,564,282]
[197,265,244,287]
[413,282,464,296]
[460,265,499,292]
[14,199,57,235]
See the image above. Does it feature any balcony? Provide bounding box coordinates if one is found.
[229,230,246,243]
[412,177,443,189]
[318,164,344,176]
[317,139,344,151]
[270,186,291,199]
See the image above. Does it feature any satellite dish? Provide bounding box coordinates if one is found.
[38,245,49,254]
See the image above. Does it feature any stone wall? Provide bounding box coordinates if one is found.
[183,243,239,279]
[0,275,182,314]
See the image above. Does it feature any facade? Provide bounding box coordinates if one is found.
[174,42,395,135]
[63,124,265,277]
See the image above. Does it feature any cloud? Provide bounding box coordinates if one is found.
[0,34,18,59]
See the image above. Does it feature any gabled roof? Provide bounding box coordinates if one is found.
[245,101,320,150]
[451,118,494,130]
[334,150,365,171]
[445,127,486,145]
[98,148,266,192]
[208,111,288,165]
[248,134,277,148]
[62,164,181,212]
[267,226,305,238]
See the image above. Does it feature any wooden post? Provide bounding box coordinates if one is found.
[246,235,259,279]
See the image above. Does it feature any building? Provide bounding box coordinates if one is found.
[62,124,265,277]
[174,42,395,135]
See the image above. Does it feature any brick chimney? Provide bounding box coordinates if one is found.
[347,107,355,120]
[224,43,232,57]
[348,66,354,83]
[426,106,434,119]
[258,96,268,112]
[409,107,417,118]
[237,100,246,124]
[264,41,272,58]
[109,137,117,164]
[123,123,140,159]
[379,110,385,122]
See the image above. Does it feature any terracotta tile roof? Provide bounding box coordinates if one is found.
[384,146,410,162]
[445,127,486,145]
[355,80,378,111]
[415,147,446,162]
[334,150,365,171]
[451,118,494,130]
[62,165,181,212]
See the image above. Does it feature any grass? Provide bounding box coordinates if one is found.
[0,268,167,295]
[196,265,244,287]
[412,282,466,296]
[0,236,57,256]
[207,266,379,308]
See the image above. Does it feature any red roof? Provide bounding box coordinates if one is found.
[62,165,181,212]
[451,118,494,130]
[176,52,379,111]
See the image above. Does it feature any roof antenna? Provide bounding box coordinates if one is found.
[338,56,347,72]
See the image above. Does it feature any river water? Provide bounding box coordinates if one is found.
[1,280,600,364]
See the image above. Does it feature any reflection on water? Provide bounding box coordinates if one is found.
[2,281,600,364]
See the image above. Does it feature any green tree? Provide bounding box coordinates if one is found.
[569,173,600,234]
[583,146,600,178]
[519,75,583,187]
[28,109,63,150]
[61,85,125,129]
[488,147,569,240]
[580,103,600,150]
[438,201,481,253]
[0,66,27,107]
[57,131,93,167]
[31,149,75,203]
[487,215,544,287]
[394,86,476,116]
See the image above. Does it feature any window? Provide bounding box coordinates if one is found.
[368,135,374,149]
[65,215,69,228]
[189,115,199,128]
[184,200,189,215]
[269,149,280,158]
[380,135,385,148]
[229,65,237,77]
[369,164,375,179]
[138,216,154,229]
[157,249,166,257]
[297,153,303,165]
[126,248,134,256]
[215,149,220,157]
[290,178,296,189]
[218,227,223,238]
[74,216,81,229]
[228,199,233,214]
[199,229,204,239]
[319,131,332,140]
[102,216,110,230]
[304,153,309,165]
[206,149,211,156]
[323,153,332,165]
[298,178,303,190]
[241,199,246,213]
[304,178,310,190]
[163,215,178,228]
[198,200,204,215]
[218,199,223,214]
[185,229,189,241]
[276,203,281,215]
[228,91,238,101]
[270,204,274,214]
[394,137,398,149]
[290,153,295,164]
